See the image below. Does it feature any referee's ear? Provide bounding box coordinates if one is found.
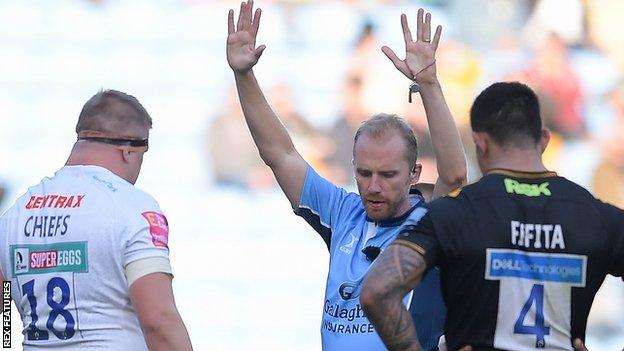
[410,163,422,183]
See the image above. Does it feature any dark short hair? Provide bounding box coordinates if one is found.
[353,113,418,166]
[76,90,152,134]
[470,82,542,147]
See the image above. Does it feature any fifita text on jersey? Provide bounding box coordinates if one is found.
[511,220,565,250]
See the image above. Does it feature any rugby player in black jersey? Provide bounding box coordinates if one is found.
[361,82,623,351]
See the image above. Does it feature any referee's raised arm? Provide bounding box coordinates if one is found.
[226,0,307,207]
[381,9,466,201]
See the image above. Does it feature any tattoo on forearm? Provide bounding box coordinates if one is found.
[363,244,427,351]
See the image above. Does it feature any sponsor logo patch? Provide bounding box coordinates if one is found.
[24,194,85,209]
[504,179,551,197]
[338,282,361,300]
[485,248,586,286]
[339,233,358,255]
[142,211,169,248]
[10,242,88,277]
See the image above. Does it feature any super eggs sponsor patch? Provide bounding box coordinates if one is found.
[10,242,88,277]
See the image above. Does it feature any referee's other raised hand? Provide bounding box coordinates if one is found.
[227,0,265,74]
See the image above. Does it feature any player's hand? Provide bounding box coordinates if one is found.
[382,8,441,85]
[573,338,588,351]
[457,346,472,351]
[227,0,265,75]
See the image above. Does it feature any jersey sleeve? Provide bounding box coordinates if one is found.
[119,193,170,268]
[603,202,624,277]
[393,207,441,269]
[393,194,462,269]
[294,165,354,249]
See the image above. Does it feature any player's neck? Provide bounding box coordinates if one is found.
[65,143,123,177]
[485,149,548,174]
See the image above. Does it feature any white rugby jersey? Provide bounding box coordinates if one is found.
[0,165,171,350]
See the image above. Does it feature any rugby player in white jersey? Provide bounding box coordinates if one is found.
[0,90,193,350]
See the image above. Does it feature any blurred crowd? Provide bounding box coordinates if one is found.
[207,0,624,213]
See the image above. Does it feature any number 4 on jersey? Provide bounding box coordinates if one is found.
[514,284,550,348]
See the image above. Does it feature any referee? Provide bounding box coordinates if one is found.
[227,1,466,350]
[362,82,621,351]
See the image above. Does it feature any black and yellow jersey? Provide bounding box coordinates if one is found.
[395,169,624,351]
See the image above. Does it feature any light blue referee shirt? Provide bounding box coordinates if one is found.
[296,166,445,351]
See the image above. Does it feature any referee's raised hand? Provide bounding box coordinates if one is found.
[382,8,441,85]
[227,0,265,74]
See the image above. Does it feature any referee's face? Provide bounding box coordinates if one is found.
[353,131,414,221]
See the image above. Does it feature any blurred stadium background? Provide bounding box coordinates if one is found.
[1,0,623,349]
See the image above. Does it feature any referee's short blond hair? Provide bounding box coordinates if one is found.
[353,113,418,166]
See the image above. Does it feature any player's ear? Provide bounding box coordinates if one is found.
[472,132,488,157]
[539,129,551,154]
[121,149,132,163]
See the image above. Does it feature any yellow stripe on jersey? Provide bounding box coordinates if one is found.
[393,239,426,256]
[488,169,557,179]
